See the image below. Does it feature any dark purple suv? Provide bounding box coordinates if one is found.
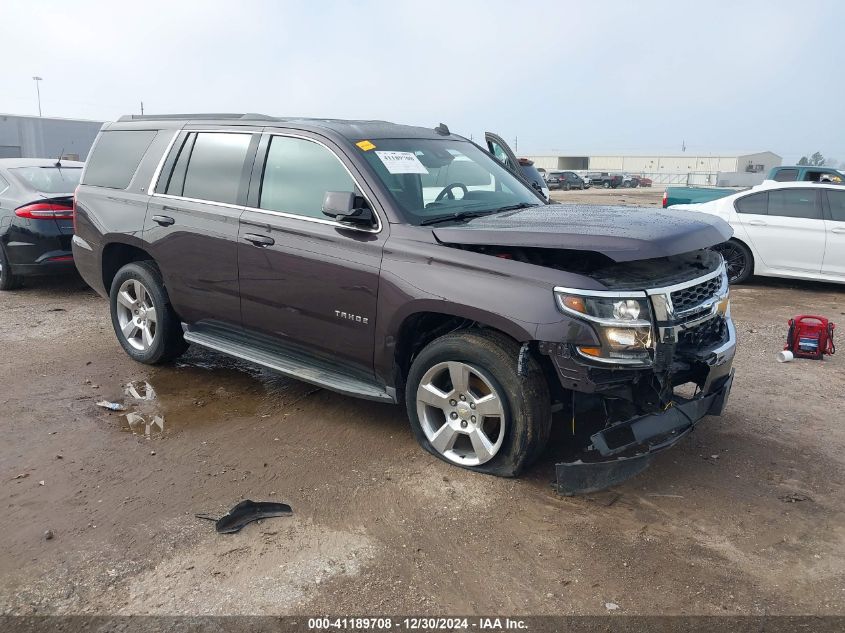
[73,114,736,492]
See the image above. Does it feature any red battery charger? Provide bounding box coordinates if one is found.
[785,315,836,360]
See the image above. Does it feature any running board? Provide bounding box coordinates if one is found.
[182,323,394,403]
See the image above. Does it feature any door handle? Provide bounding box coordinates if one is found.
[152,215,175,227]
[747,220,767,226]
[832,227,845,234]
[243,233,275,247]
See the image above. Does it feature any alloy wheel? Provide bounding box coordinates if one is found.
[416,361,506,466]
[714,243,747,283]
[115,279,158,351]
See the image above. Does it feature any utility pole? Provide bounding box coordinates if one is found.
[32,76,43,116]
[140,101,145,115]
[514,136,518,152]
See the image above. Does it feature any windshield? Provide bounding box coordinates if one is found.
[359,138,541,225]
[10,166,82,193]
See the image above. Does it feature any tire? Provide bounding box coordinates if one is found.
[602,181,611,189]
[0,244,23,291]
[405,329,551,477]
[712,239,753,284]
[109,261,188,364]
[580,183,585,190]
[563,182,571,191]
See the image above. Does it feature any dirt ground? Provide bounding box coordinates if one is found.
[1,243,843,616]
[549,185,665,207]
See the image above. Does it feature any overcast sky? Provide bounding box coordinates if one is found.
[3,0,843,163]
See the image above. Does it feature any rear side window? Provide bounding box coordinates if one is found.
[0,173,9,194]
[773,168,798,182]
[83,130,156,189]
[259,136,356,219]
[182,133,252,204]
[735,192,767,215]
[767,189,821,220]
[828,190,845,222]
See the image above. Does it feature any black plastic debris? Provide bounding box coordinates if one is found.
[196,500,293,534]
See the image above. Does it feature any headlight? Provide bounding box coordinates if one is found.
[554,289,654,365]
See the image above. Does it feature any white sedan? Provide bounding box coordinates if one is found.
[670,181,845,284]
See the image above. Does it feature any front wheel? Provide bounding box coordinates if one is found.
[405,330,551,477]
[109,261,188,364]
[712,240,753,284]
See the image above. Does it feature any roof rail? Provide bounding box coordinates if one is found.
[116,113,251,122]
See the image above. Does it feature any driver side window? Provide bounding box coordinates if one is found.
[260,136,356,219]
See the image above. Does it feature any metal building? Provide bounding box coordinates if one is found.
[522,150,782,186]
[0,114,104,161]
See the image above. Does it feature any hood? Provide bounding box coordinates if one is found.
[431,204,733,263]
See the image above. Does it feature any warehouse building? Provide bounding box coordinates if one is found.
[522,150,782,186]
[0,114,103,161]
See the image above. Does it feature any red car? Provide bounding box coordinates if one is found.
[638,176,653,187]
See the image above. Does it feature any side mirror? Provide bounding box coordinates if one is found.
[321,191,375,228]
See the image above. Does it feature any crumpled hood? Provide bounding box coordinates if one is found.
[432,204,733,262]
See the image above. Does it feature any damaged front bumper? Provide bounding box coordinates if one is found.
[555,368,734,495]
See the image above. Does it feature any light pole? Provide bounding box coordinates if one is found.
[32,76,43,116]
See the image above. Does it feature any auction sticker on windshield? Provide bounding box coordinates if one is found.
[376,151,428,174]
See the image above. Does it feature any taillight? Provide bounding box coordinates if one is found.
[15,202,74,220]
[662,191,668,208]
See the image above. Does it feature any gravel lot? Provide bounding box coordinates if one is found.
[1,193,843,616]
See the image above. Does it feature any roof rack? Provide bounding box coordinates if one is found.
[116,113,278,122]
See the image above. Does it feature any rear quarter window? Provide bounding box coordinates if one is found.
[735,192,767,214]
[83,130,157,189]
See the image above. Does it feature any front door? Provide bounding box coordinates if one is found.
[237,133,386,374]
[823,189,845,277]
[733,188,825,274]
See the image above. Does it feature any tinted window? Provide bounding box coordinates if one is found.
[828,190,845,222]
[84,130,157,189]
[180,133,252,204]
[260,136,355,219]
[520,163,544,188]
[735,192,767,215]
[773,168,798,182]
[767,189,821,220]
[10,166,82,193]
[0,173,9,193]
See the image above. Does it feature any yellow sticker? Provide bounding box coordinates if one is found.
[356,140,376,151]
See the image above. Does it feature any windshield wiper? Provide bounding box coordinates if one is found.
[419,210,496,226]
[491,202,540,213]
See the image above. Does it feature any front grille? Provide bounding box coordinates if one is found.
[671,275,722,313]
[678,316,727,349]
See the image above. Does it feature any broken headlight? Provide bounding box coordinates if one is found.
[554,290,654,365]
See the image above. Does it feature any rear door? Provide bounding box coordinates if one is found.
[734,188,825,273]
[146,129,260,327]
[237,132,386,374]
[822,189,845,277]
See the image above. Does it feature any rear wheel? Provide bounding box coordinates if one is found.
[0,244,23,291]
[563,182,571,191]
[603,181,611,189]
[713,240,753,284]
[406,330,551,477]
[109,261,188,364]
